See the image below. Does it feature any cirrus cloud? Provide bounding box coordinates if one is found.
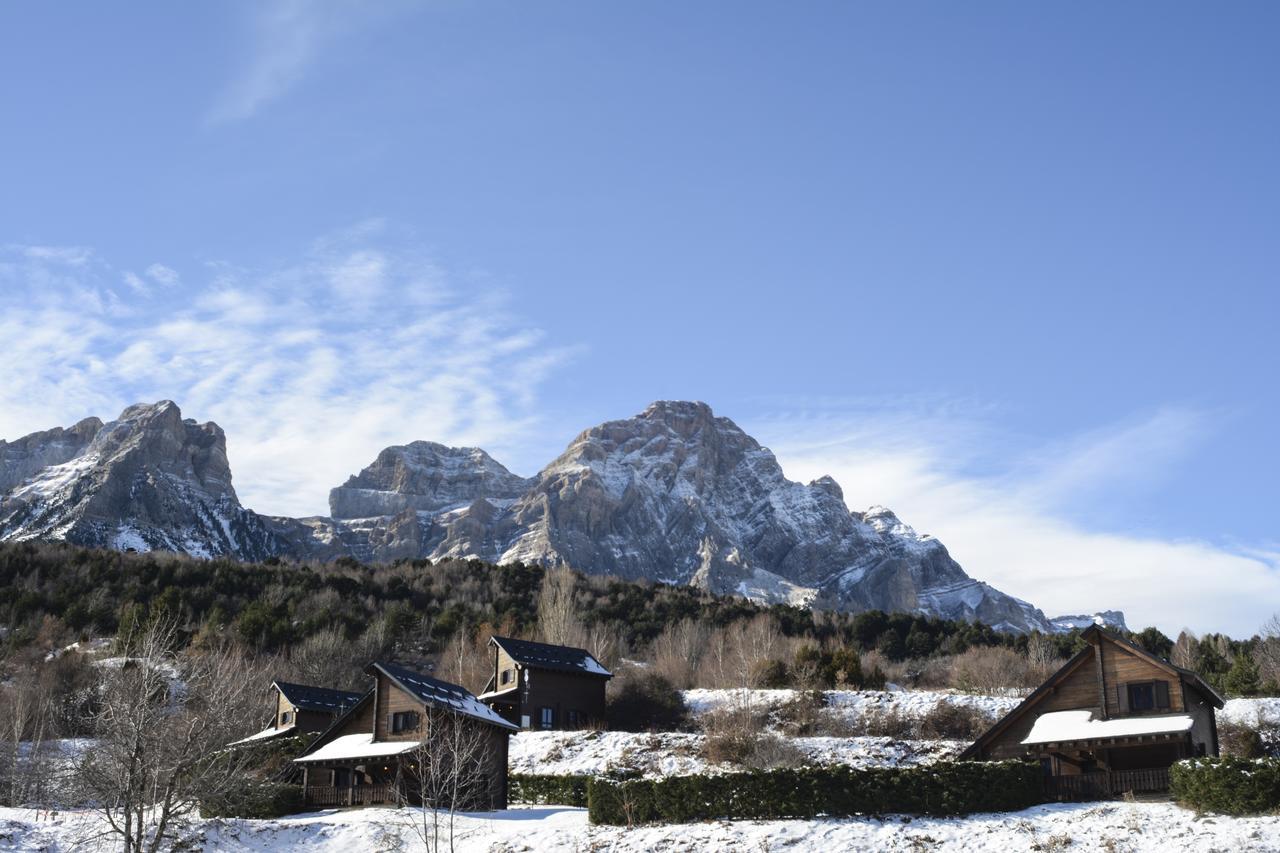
[0,227,573,517]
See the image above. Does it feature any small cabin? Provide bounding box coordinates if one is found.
[294,661,517,809]
[231,680,364,746]
[962,625,1224,798]
[477,636,612,730]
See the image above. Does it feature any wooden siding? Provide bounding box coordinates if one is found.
[975,634,1205,761]
[980,654,1104,759]
[518,669,607,729]
[275,691,293,728]
[494,648,519,692]
[375,672,428,741]
[1100,641,1182,716]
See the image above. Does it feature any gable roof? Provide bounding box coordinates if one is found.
[489,636,612,678]
[370,661,518,731]
[273,680,364,713]
[294,690,375,760]
[960,625,1223,760]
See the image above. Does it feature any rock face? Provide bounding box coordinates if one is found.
[1049,610,1129,633]
[1,400,1088,633]
[0,402,282,560]
[329,442,531,519]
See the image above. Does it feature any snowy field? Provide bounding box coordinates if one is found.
[4,801,1280,852]
[508,729,962,777]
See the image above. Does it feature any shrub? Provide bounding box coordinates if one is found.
[1171,757,1280,815]
[753,659,791,688]
[850,708,917,739]
[606,670,688,732]
[772,690,827,736]
[200,782,304,819]
[949,646,1035,694]
[586,760,1042,825]
[509,774,590,807]
[1218,720,1267,759]
[917,702,996,740]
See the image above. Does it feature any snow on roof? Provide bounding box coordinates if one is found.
[375,662,519,730]
[1021,710,1194,745]
[295,733,418,763]
[490,636,612,678]
[230,724,297,746]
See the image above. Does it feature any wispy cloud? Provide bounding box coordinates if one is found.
[207,0,404,124]
[752,400,1280,637]
[0,228,573,517]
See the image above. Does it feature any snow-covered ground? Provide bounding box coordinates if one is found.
[508,730,961,778]
[1223,697,1280,727]
[3,801,1280,852]
[683,687,1022,721]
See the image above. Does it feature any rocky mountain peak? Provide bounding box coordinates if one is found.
[1,400,1110,634]
[0,401,277,560]
[328,439,530,519]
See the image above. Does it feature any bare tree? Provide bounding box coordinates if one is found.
[76,619,266,853]
[286,624,386,692]
[651,618,708,689]
[400,632,499,853]
[536,566,582,647]
[1172,629,1199,671]
[1255,614,1280,687]
[0,668,54,806]
[1026,633,1058,682]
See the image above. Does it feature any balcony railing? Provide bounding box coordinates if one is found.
[305,783,400,807]
[1044,767,1171,801]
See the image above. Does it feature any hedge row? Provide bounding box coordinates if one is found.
[587,761,1042,825]
[509,774,590,807]
[200,782,305,819]
[1171,757,1280,816]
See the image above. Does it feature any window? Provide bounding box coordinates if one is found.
[1128,682,1155,711]
[500,668,514,686]
[1123,680,1170,713]
[280,711,292,725]
[539,706,554,729]
[567,709,580,727]
[391,710,420,733]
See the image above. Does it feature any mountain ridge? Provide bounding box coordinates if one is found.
[0,400,1117,633]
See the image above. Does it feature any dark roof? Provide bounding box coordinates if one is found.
[293,690,375,759]
[273,680,364,713]
[960,625,1224,760]
[369,661,518,730]
[490,636,612,678]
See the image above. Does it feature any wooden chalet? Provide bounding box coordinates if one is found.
[230,680,363,746]
[477,636,612,730]
[962,625,1224,798]
[293,661,518,809]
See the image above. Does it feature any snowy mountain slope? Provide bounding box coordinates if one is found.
[1,400,1101,632]
[290,401,1058,632]
[0,401,284,560]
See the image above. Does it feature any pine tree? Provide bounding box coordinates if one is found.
[1224,651,1261,697]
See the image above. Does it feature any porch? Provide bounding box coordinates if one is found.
[304,782,401,808]
[1043,766,1171,801]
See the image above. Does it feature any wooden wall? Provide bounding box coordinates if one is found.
[519,669,607,729]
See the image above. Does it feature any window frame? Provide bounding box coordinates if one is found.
[391,710,421,734]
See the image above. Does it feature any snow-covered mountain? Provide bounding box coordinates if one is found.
[1049,610,1129,633]
[0,400,1097,633]
[0,401,281,560]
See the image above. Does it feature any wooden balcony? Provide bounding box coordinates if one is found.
[1044,767,1171,801]
[304,783,400,808]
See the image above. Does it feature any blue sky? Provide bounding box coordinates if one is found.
[1,2,1276,635]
